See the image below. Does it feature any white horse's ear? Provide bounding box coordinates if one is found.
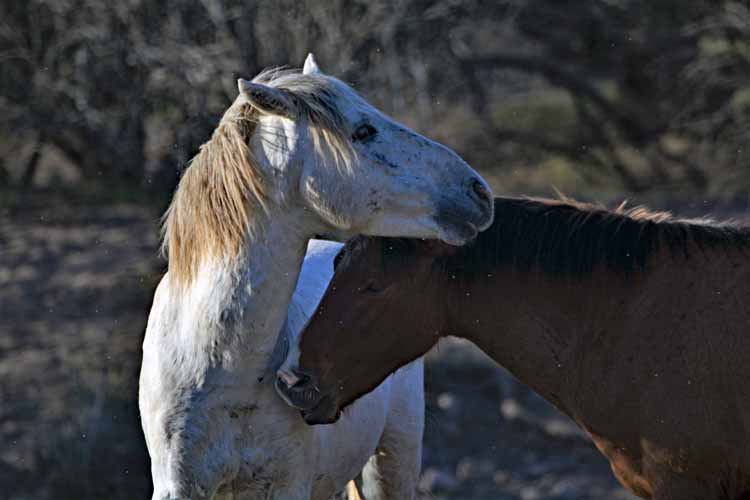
[237,79,295,117]
[303,53,321,75]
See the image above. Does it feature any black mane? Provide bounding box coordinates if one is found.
[378,197,750,279]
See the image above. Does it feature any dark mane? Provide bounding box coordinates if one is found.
[381,197,750,279]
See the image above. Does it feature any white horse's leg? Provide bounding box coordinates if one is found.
[329,481,362,500]
[360,359,425,500]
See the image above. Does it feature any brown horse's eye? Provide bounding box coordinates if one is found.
[359,280,386,294]
[352,123,377,142]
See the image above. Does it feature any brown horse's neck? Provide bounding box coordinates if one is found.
[445,264,639,419]
[435,196,750,422]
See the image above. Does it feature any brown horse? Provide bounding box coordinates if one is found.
[276,196,750,500]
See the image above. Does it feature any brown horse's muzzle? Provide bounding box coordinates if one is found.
[275,368,341,424]
[300,394,340,425]
[275,368,319,409]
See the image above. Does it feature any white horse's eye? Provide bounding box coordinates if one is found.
[352,124,377,142]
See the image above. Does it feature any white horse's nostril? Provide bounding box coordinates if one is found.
[277,368,301,388]
[472,179,491,205]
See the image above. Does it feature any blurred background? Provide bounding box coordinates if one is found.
[1,1,748,498]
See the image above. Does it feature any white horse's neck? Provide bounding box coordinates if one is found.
[173,205,319,382]
[232,209,314,360]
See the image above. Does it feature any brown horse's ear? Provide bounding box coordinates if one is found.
[237,79,295,118]
[417,238,460,259]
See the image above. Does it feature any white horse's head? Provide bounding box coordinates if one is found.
[163,54,493,286]
[237,54,493,245]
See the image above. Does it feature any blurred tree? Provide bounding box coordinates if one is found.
[0,0,747,199]
[1,0,250,192]
[459,0,750,195]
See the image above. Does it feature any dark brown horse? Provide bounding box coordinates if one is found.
[276,196,750,500]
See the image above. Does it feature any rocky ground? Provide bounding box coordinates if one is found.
[1,195,647,499]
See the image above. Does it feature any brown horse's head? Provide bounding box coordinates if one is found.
[275,236,454,424]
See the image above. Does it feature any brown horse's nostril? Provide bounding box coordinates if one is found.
[472,179,491,205]
[277,368,302,388]
[276,368,315,392]
[275,368,321,410]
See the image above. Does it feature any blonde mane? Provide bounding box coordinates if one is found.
[162,69,354,286]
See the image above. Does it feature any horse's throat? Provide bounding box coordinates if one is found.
[204,218,311,364]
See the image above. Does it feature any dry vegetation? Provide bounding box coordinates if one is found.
[1,0,748,200]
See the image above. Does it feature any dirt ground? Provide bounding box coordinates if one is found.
[1,197,643,500]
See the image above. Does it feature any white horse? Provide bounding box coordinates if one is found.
[139,54,494,500]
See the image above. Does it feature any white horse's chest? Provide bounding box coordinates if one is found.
[209,398,349,500]
[222,382,393,499]
[218,405,315,497]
